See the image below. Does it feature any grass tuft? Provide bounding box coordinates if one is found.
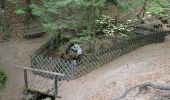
[0,67,7,90]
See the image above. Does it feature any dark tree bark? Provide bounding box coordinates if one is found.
[25,0,32,27]
[137,0,148,23]
[0,0,10,40]
[137,0,148,18]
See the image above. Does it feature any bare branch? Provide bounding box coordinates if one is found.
[114,82,170,100]
[137,0,148,18]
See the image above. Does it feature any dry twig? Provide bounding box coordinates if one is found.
[114,82,170,100]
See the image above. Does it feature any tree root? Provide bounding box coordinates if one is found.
[114,82,170,100]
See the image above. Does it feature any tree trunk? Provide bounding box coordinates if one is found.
[137,0,148,23]
[0,0,10,40]
[25,0,32,27]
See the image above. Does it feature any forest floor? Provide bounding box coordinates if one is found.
[0,35,170,100]
[0,37,47,100]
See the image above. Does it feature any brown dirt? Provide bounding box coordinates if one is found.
[0,37,47,100]
[0,1,42,40]
[58,35,170,100]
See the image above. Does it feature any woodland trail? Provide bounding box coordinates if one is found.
[0,37,47,100]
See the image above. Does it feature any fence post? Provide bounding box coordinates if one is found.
[54,75,58,99]
[23,69,28,94]
[71,61,75,80]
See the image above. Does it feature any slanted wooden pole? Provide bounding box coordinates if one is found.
[16,66,65,76]
[54,75,58,99]
[24,69,28,94]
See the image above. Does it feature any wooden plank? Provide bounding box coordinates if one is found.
[54,75,58,98]
[24,69,28,94]
[16,66,65,76]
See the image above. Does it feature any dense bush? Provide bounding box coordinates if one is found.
[95,15,136,38]
[0,68,7,89]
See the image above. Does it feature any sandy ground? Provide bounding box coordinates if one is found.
[58,36,170,100]
[0,36,170,100]
[0,37,47,100]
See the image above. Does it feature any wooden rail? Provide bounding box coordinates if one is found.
[16,66,64,99]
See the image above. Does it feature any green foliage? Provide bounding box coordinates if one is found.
[60,33,73,43]
[70,35,95,44]
[86,47,95,54]
[31,0,107,33]
[115,0,145,12]
[15,9,25,14]
[75,0,106,8]
[9,0,35,21]
[8,0,20,4]
[96,15,134,38]
[31,0,107,54]
[31,0,78,34]
[147,0,170,21]
[64,30,93,43]
[0,68,7,90]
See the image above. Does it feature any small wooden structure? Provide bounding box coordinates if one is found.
[16,66,64,100]
[23,31,45,38]
[22,26,45,38]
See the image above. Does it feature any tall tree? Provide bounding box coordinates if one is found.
[0,0,10,40]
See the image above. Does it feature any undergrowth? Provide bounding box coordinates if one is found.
[0,67,7,90]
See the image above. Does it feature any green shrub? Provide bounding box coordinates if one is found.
[0,68,7,89]
[95,15,136,38]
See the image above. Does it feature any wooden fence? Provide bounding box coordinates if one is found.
[74,30,166,78]
[31,55,74,80]
[31,27,166,80]
[16,66,64,99]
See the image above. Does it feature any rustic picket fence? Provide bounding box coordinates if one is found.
[75,30,166,78]
[31,34,75,80]
[31,26,166,81]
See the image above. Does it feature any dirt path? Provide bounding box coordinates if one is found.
[59,36,170,100]
[0,36,170,100]
[0,37,47,100]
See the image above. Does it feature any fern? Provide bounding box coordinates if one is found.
[15,9,25,14]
